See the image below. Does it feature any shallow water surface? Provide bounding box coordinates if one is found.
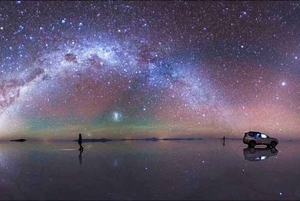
[0,139,299,200]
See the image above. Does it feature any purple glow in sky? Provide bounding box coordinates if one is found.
[0,1,300,140]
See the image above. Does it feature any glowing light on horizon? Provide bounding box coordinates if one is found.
[113,111,123,122]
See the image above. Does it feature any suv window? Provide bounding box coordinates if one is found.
[261,134,268,139]
[248,132,258,137]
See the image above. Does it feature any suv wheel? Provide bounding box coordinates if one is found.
[270,141,277,148]
[249,147,256,154]
[271,148,276,153]
[249,141,256,147]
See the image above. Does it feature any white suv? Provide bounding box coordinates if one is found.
[243,131,278,148]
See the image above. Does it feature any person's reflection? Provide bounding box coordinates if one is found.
[79,149,83,165]
[78,133,84,165]
[220,136,225,146]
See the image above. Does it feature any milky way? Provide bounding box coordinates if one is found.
[1,1,300,139]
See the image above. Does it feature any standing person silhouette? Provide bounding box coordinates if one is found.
[78,133,84,151]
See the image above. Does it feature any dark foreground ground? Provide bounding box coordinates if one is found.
[0,139,298,200]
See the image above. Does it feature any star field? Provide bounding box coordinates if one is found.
[0,1,300,139]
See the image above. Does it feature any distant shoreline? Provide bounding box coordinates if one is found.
[73,137,204,143]
[71,137,300,143]
[4,137,300,143]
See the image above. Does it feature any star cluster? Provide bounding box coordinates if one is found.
[1,1,300,139]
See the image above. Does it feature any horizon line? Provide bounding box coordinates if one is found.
[2,136,300,142]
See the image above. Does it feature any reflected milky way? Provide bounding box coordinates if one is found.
[0,1,300,139]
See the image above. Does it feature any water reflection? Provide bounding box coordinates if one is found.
[78,149,83,165]
[219,136,226,146]
[2,140,300,200]
[243,147,278,162]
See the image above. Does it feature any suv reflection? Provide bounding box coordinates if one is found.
[243,147,278,162]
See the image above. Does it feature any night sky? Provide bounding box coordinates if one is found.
[1,1,300,140]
